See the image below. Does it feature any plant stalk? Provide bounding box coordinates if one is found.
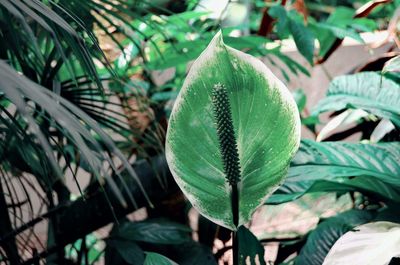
[232,183,239,265]
[233,229,239,265]
[211,84,241,265]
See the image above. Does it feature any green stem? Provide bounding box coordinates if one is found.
[233,229,239,265]
[232,183,239,265]
[231,183,239,228]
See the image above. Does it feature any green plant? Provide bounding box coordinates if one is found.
[0,0,180,263]
[165,31,301,263]
[265,73,400,264]
[1,1,399,264]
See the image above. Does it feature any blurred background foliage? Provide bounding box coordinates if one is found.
[0,0,399,264]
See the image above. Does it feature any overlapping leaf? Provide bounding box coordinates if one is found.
[296,210,374,265]
[268,140,400,204]
[323,221,400,265]
[312,72,400,126]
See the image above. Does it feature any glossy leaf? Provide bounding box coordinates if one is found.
[288,17,315,65]
[316,23,364,43]
[268,5,289,38]
[172,242,217,265]
[111,219,192,245]
[144,252,178,265]
[268,140,400,204]
[296,210,374,265]
[323,222,400,265]
[165,31,301,229]
[312,72,400,126]
[105,239,145,265]
[237,226,266,265]
[268,177,400,205]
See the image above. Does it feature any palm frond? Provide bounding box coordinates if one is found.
[0,61,152,207]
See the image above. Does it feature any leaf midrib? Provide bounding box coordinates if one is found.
[289,163,397,180]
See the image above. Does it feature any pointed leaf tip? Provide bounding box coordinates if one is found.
[166,32,300,230]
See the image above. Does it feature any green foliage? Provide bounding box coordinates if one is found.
[312,72,400,126]
[295,210,375,265]
[1,0,399,264]
[65,234,103,264]
[106,239,145,265]
[270,63,400,264]
[310,6,367,57]
[323,221,400,265]
[268,140,400,204]
[104,218,193,264]
[144,252,178,265]
[292,89,307,113]
[110,219,192,245]
[268,6,316,64]
[165,31,301,230]
[237,226,266,265]
[288,17,316,65]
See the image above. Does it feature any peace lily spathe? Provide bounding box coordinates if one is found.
[165,31,301,230]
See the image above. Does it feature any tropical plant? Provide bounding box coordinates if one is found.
[0,0,399,265]
[163,29,400,265]
[165,31,301,264]
[264,70,400,264]
[0,0,307,263]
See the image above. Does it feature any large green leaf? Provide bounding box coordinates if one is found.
[296,210,374,265]
[105,239,145,265]
[268,140,400,204]
[144,252,178,265]
[111,219,192,245]
[237,226,266,265]
[165,31,301,230]
[268,6,315,65]
[323,221,400,265]
[312,72,400,126]
[288,17,315,65]
[172,242,217,265]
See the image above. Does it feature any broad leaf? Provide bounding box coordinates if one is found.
[268,5,289,38]
[237,226,266,265]
[105,239,145,265]
[288,18,315,65]
[269,177,400,205]
[316,23,364,43]
[144,252,178,265]
[112,219,192,245]
[296,210,374,265]
[269,9,316,65]
[312,72,400,126]
[323,222,400,265]
[311,7,354,57]
[165,31,301,229]
[172,242,217,265]
[268,140,400,204]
